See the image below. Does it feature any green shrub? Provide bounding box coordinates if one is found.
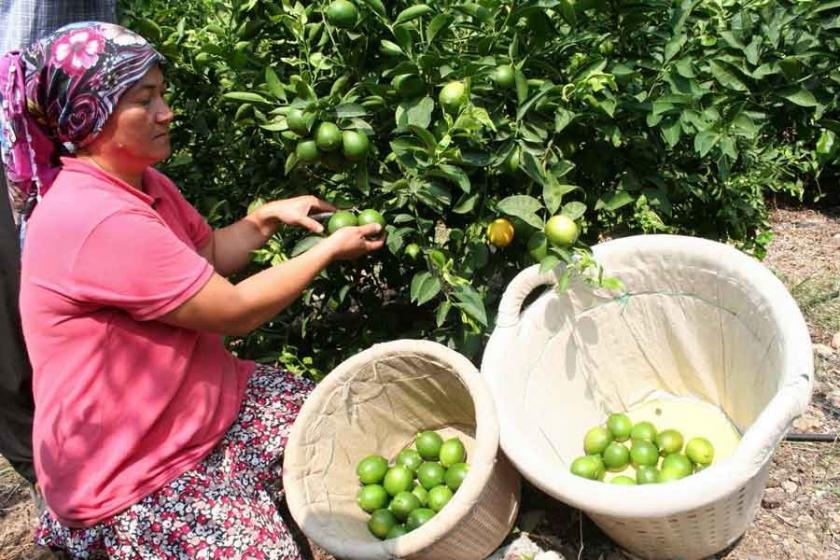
[120,0,837,376]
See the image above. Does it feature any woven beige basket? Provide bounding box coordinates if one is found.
[481,235,813,560]
[283,339,521,560]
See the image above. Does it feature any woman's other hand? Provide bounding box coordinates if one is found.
[248,195,336,236]
[325,224,386,260]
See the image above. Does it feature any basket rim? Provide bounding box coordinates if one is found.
[482,234,814,517]
[283,339,503,559]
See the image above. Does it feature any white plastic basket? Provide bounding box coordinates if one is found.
[481,235,813,560]
[283,340,521,560]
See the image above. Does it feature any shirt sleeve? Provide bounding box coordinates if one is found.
[69,209,214,321]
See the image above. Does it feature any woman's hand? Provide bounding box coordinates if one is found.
[248,195,337,237]
[324,224,386,260]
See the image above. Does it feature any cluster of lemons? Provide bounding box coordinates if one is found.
[355,431,470,539]
[571,413,715,485]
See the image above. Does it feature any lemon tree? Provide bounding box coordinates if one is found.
[123,0,834,377]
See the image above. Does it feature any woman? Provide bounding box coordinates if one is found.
[1,22,383,558]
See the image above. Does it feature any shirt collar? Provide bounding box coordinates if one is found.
[60,157,162,208]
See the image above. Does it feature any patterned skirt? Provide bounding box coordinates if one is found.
[34,364,314,559]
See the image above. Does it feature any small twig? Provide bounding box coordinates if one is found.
[785,432,839,443]
[770,511,799,529]
[577,513,584,560]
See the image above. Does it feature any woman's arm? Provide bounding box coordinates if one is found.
[161,223,384,336]
[199,196,336,277]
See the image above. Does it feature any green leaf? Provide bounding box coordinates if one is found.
[386,226,413,254]
[661,117,682,147]
[265,67,285,99]
[778,87,819,107]
[223,91,271,104]
[595,191,634,211]
[355,164,370,195]
[436,164,471,193]
[515,69,529,105]
[436,300,451,327]
[559,0,576,26]
[814,0,840,13]
[543,176,570,214]
[664,34,686,63]
[674,57,696,78]
[395,4,432,25]
[562,201,587,220]
[380,40,404,56]
[427,14,453,43]
[335,103,367,118]
[555,109,574,133]
[410,125,438,151]
[453,285,487,326]
[709,61,749,92]
[694,130,720,156]
[359,0,387,17]
[284,153,299,175]
[539,255,561,274]
[498,195,543,225]
[516,83,554,121]
[291,236,322,257]
[397,96,435,129]
[453,192,479,214]
[410,271,441,305]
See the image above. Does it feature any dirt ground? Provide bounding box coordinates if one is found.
[2,205,839,560]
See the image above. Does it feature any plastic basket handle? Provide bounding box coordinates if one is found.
[496,265,559,327]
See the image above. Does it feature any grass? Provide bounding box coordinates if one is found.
[787,273,840,337]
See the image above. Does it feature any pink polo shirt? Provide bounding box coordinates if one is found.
[20,157,254,527]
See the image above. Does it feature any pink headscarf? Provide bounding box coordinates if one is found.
[0,21,164,237]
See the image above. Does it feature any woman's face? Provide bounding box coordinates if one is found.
[86,65,174,169]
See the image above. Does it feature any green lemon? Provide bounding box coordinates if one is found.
[602,442,630,472]
[357,484,389,513]
[315,122,342,152]
[570,456,601,480]
[545,215,580,247]
[389,490,421,522]
[630,421,657,443]
[411,484,429,507]
[439,81,468,113]
[427,485,454,513]
[589,454,607,480]
[656,429,684,456]
[658,466,686,483]
[527,232,548,262]
[392,74,426,99]
[416,462,446,490]
[404,243,422,260]
[405,508,435,531]
[295,140,319,163]
[286,107,309,135]
[356,454,389,485]
[444,462,469,491]
[383,465,414,497]
[629,440,659,468]
[661,453,693,478]
[325,0,358,29]
[635,465,659,485]
[504,145,520,175]
[357,208,385,229]
[607,413,633,442]
[342,130,370,160]
[439,438,466,467]
[492,64,516,88]
[415,431,443,461]
[686,437,715,465]
[610,476,637,485]
[395,449,423,474]
[386,524,409,539]
[368,508,397,540]
[583,426,613,455]
[327,210,358,234]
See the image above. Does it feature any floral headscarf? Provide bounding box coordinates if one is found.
[0,21,164,238]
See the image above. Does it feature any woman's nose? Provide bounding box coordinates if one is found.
[157,99,175,124]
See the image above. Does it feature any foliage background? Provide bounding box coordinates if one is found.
[119,0,838,378]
